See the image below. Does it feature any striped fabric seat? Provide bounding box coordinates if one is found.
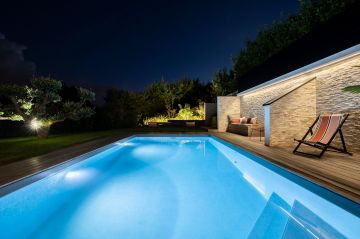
[293,113,351,158]
[308,114,343,145]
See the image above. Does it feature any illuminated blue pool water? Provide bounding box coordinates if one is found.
[0,136,359,239]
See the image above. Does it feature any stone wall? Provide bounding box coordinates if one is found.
[240,78,310,123]
[238,53,360,151]
[336,111,360,152]
[217,96,240,132]
[204,103,217,126]
[315,56,360,151]
[269,80,317,147]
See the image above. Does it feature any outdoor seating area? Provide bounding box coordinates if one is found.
[217,44,360,155]
[227,114,260,136]
[225,111,354,158]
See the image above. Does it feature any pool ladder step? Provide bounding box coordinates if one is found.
[247,193,347,238]
[247,193,291,239]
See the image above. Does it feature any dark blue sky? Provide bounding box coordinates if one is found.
[0,0,299,92]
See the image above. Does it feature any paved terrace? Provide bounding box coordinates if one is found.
[0,131,359,203]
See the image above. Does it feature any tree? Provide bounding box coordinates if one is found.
[157,80,177,117]
[177,78,213,106]
[211,68,235,96]
[0,76,95,138]
[143,79,196,117]
[165,78,195,116]
[103,89,139,128]
[142,80,168,117]
[232,0,355,83]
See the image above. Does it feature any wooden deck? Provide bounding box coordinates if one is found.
[0,133,131,187]
[0,131,359,203]
[211,131,360,203]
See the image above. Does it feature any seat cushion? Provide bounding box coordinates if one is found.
[240,117,248,124]
[230,119,240,124]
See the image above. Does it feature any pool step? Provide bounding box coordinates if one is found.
[281,201,347,239]
[247,193,291,239]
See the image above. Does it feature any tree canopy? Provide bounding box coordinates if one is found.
[0,76,95,137]
[212,0,356,95]
[211,69,235,96]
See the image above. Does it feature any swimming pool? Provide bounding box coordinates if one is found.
[0,135,359,238]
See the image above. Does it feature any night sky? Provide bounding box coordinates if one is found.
[0,0,298,93]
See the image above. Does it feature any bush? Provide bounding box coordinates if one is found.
[143,115,169,125]
[143,103,205,124]
[175,103,204,120]
[176,104,194,120]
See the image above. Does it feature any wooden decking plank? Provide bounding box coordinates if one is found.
[214,134,360,186]
[211,132,360,202]
[0,134,130,186]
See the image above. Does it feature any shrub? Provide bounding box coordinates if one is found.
[174,103,204,120]
[143,115,169,125]
[176,104,194,120]
[142,103,205,124]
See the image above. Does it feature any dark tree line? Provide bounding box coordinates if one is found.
[98,78,214,129]
[211,0,356,95]
[0,76,215,137]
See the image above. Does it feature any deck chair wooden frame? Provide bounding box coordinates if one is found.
[293,113,352,158]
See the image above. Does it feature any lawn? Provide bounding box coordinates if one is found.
[0,127,208,166]
[0,130,122,166]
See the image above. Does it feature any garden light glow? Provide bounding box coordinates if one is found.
[30,118,41,130]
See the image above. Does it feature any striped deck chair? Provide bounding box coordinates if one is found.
[293,113,352,158]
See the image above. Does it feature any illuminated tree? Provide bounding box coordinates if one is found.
[0,76,95,138]
[143,79,195,117]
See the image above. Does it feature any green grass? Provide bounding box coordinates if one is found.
[0,130,122,166]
